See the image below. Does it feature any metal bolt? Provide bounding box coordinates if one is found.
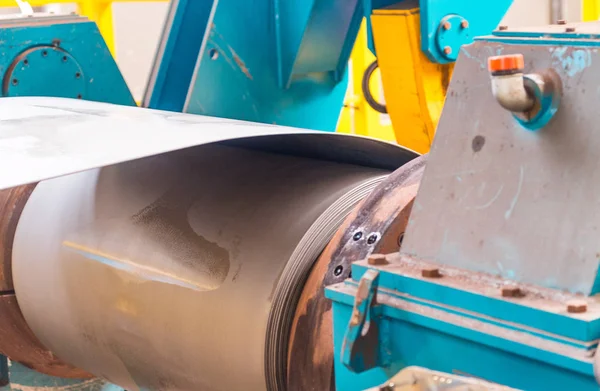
[461,20,469,29]
[367,233,379,245]
[567,299,587,314]
[11,79,17,86]
[566,27,576,32]
[501,285,523,298]
[352,231,363,241]
[333,265,344,276]
[442,21,451,30]
[368,254,388,266]
[557,19,567,25]
[443,46,452,55]
[498,25,508,31]
[421,267,442,278]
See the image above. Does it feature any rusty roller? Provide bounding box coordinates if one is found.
[0,98,423,390]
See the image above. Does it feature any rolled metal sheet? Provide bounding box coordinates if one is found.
[12,144,398,391]
[0,97,415,191]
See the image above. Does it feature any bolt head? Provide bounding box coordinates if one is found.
[461,20,469,29]
[368,254,388,266]
[498,25,508,31]
[421,267,442,278]
[567,299,587,314]
[442,21,451,30]
[501,285,523,298]
[443,46,452,55]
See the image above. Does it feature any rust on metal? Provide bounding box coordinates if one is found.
[0,293,91,378]
[567,300,588,314]
[421,267,442,278]
[287,155,426,391]
[0,184,37,292]
[566,27,576,32]
[0,184,91,378]
[367,254,388,266]
[498,25,508,31]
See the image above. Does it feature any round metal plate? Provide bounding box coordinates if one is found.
[3,46,85,99]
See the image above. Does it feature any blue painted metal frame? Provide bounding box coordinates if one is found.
[143,0,216,112]
[327,262,600,391]
[146,0,366,131]
[420,0,513,63]
[0,19,134,106]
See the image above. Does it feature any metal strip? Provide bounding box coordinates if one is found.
[0,97,416,191]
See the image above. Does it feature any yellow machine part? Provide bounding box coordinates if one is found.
[371,6,453,153]
[337,20,397,143]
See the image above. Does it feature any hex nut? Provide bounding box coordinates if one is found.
[501,285,523,298]
[567,299,587,314]
[368,254,388,266]
[421,268,442,278]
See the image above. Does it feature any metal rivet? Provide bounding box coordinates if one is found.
[443,46,452,55]
[23,59,28,65]
[11,79,17,86]
[557,19,567,25]
[442,21,451,30]
[566,27,576,32]
[62,56,68,62]
[75,72,81,79]
[461,20,469,29]
[42,50,47,57]
[77,94,82,99]
[421,267,442,278]
[567,299,587,313]
[498,25,508,31]
[368,254,388,266]
[501,285,523,298]
[352,231,362,241]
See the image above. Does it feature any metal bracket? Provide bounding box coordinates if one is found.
[341,269,380,373]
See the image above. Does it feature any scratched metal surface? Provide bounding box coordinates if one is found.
[12,144,391,391]
[0,97,415,192]
[401,41,600,295]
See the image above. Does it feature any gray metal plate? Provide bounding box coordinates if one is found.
[402,41,600,294]
[0,97,416,191]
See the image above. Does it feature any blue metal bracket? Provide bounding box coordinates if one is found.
[341,269,380,373]
[420,0,513,63]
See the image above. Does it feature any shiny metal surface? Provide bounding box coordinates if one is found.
[12,144,390,391]
[0,97,414,192]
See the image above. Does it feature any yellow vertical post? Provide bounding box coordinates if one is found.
[583,0,600,21]
[337,19,396,142]
[78,0,115,55]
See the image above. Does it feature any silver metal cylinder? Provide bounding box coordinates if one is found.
[12,144,389,391]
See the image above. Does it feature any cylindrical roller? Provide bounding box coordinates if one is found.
[12,144,389,391]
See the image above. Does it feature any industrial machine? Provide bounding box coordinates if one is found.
[3,1,598,391]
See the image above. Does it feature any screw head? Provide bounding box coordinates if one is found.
[557,19,567,25]
[501,285,523,298]
[368,254,388,266]
[367,233,379,245]
[461,20,469,29]
[421,267,442,278]
[566,27,576,32]
[498,25,508,31]
[443,46,452,55]
[567,299,587,313]
[352,231,363,241]
[442,21,451,30]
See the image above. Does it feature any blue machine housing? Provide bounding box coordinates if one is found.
[0,14,134,106]
[328,257,600,391]
[328,22,600,391]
